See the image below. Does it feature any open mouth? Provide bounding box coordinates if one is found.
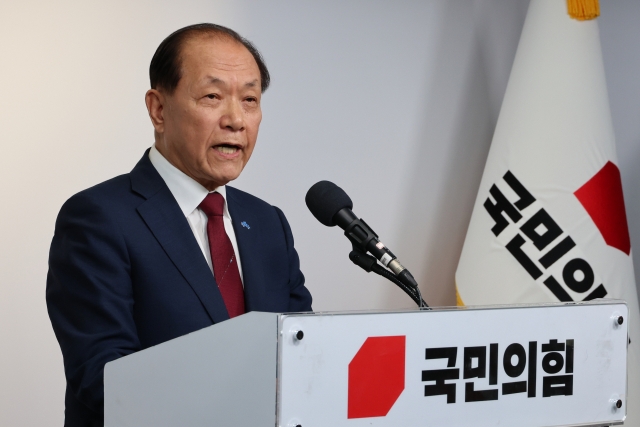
[213,144,240,155]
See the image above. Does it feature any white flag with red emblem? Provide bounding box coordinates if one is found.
[455,0,640,422]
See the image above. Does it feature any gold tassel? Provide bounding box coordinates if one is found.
[567,0,600,21]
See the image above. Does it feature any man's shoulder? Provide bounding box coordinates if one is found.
[226,186,293,230]
[61,151,158,212]
[66,174,135,205]
[57,173,146,225]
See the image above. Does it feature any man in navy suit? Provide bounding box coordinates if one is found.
[46,24,312,427]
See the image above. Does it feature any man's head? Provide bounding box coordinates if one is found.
[145,24,269,191]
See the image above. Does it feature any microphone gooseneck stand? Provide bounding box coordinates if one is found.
[304,181,429,309]
[349,248,429,309]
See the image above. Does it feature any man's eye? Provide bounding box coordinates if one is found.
[206,94,218,100]
[246,97,257,103]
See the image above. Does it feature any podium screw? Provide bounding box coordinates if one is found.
[616,399,623,409]
[295,330,304,341]
[617,316,624,325]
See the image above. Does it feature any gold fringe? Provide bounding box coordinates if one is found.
[567,0,600,21]
[455,284,465,307]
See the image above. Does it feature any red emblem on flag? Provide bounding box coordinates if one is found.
[574,161,631,255]
[347,335,405,419]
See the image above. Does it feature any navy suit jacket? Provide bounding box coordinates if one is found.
[46,151,312,426]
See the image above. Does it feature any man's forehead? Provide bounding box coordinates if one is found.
[181,35,258,72]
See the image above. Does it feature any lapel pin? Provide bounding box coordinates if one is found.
[241,221,250,230]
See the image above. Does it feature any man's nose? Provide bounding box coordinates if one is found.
[220,99,245,131]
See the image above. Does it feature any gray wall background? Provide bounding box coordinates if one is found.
[0,1,637,425]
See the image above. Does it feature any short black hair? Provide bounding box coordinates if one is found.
[149,23,270,94]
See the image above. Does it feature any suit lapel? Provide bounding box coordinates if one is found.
[226,187,266,312]
[131,152,230,323]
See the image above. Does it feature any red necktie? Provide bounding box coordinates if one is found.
[199,192,245,318]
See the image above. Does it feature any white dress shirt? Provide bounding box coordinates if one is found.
[148,145,243,284]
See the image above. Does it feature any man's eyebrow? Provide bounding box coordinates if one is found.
[205,76,225,86]
[203,77,259,88]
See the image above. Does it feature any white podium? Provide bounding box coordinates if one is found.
[104,300,628,427]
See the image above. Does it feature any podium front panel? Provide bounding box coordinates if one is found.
[105,312,279,427]
[277,301,627,427]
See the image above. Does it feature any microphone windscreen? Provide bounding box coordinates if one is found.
[305,181,353,227]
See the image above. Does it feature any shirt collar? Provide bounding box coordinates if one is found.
[148,145,229,218]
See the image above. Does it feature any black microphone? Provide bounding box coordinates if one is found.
[305,180,419,289]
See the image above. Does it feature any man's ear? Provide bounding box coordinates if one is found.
[145,89,165,133]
